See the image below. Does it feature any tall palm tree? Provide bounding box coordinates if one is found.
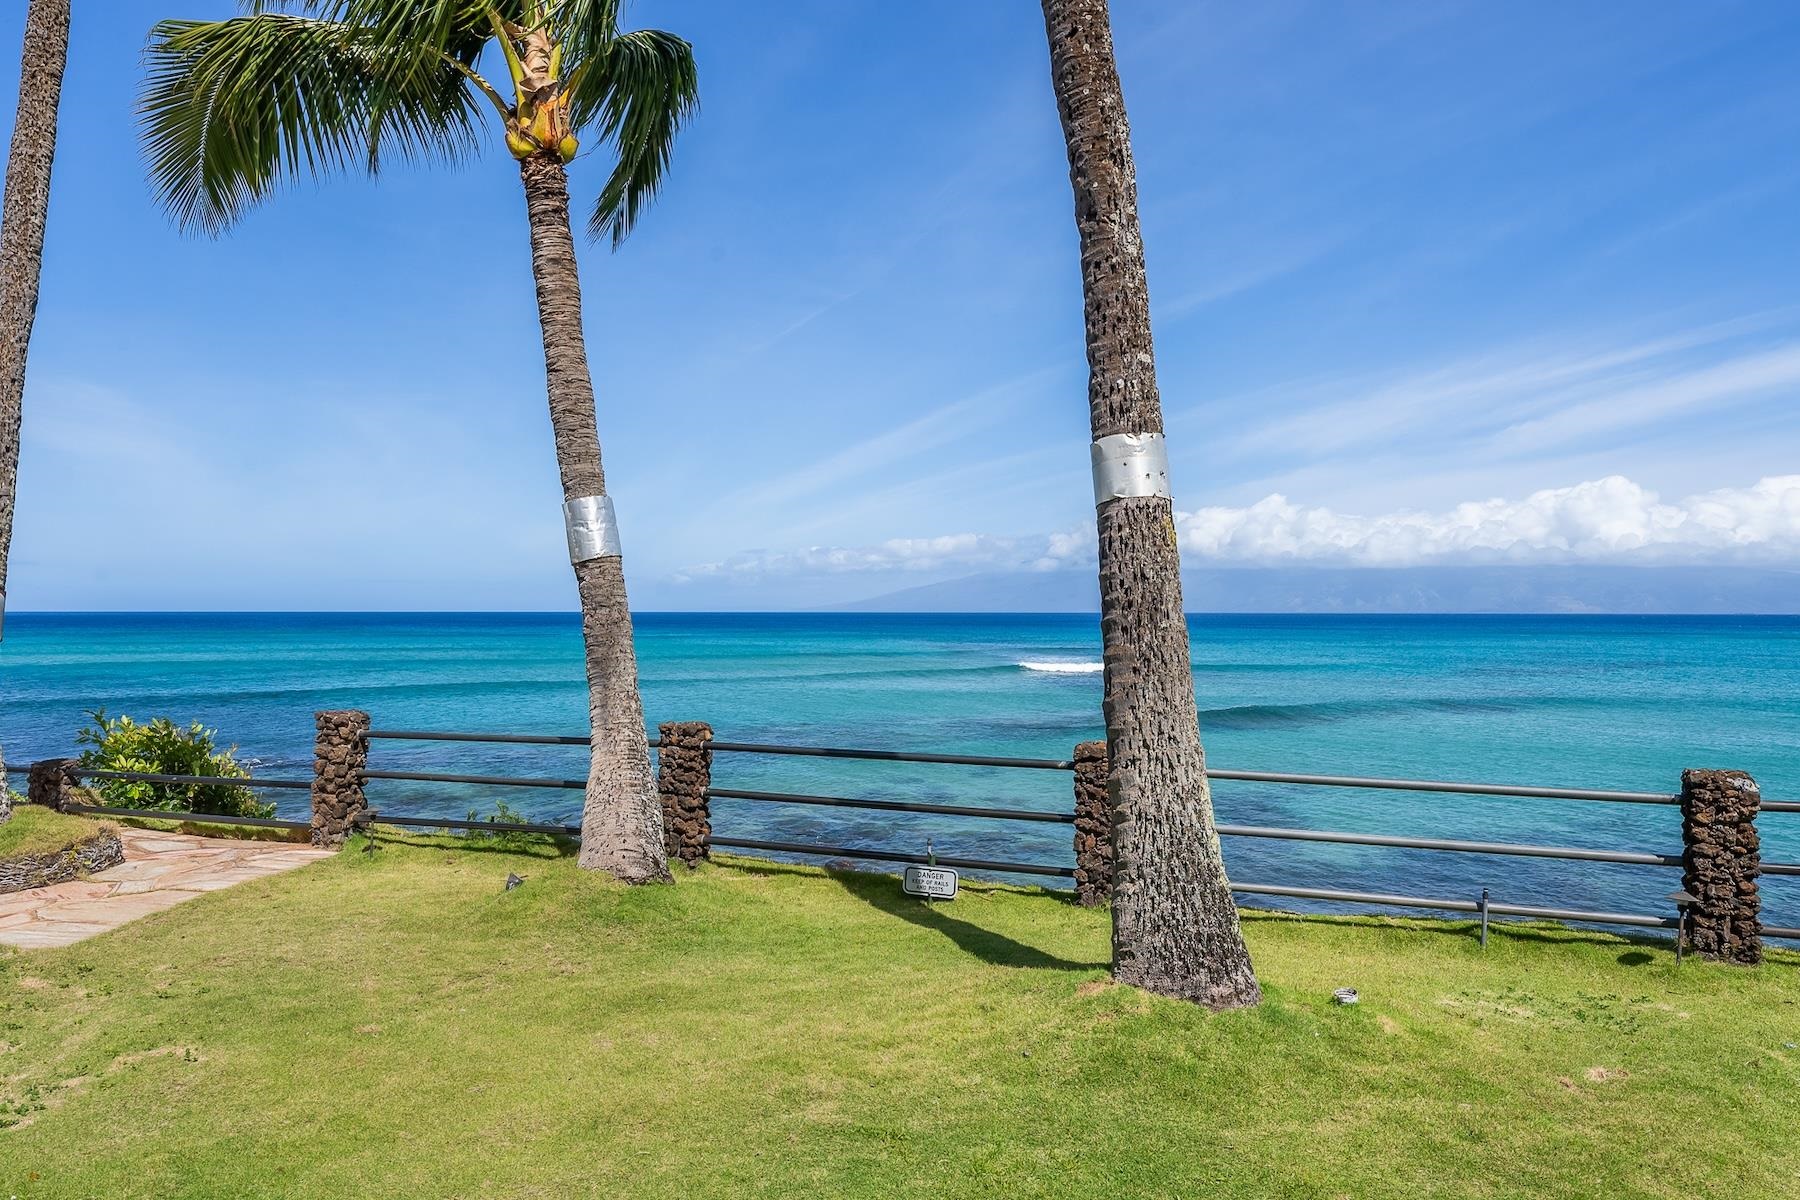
[1038,0,1260,1007]
[0,0,71,806]
[0,0,71,646]
[140,1,695,882]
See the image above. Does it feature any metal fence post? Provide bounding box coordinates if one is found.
[1072,740,1113,906]
[1478,888,1490,948]
[312,710,370,849]
[1679,768,1761,965]
[658,721,713,868]
[27,758,79,812]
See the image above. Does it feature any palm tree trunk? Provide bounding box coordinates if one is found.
[1039,0,1260,1008]
[0,0,70,643]
[518,154,669,884]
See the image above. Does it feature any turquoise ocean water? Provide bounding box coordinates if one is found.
[2,613,1796,924]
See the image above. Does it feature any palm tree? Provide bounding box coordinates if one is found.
[0,0,71,805]
[1037,0,1260,1007]
[139,1,695,882]
[0,0,71,646]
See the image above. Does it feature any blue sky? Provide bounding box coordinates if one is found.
[4,0,1799,611]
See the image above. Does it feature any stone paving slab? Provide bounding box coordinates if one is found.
[0,827,332,951]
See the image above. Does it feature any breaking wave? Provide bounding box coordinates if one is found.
[1017,660,1104,674]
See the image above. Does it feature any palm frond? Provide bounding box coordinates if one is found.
[141,13,483,233]
[570,28,698,247]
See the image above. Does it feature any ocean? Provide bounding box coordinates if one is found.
[3,612,1796,923]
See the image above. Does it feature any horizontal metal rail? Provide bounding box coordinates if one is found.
[375,814,581,837]
[1208,768,1678,806]
[1216,822,1681,866]
[63,803,310,831]
[706,787,1075,824]
[1230,882,1679,929]
[69,768,314,790]
[709,835,1076,878]
[355,727,1800,809]
[705,741,1076,771]
[363,769,583,790]
[1761,861,1800,877]
[367,729,604,747]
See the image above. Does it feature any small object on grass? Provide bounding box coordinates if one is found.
[1332,988,1359,1006]
[505,873,525,891]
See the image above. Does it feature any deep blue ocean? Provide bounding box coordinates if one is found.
[2,612,1796,926]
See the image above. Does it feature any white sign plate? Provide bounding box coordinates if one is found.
[902,865,959,900]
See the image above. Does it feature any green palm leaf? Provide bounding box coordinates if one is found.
[144,0,696,246]
[142,12,480,233]
[574,28,697,247]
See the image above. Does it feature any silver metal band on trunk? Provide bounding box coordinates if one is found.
[564,494,623,562]
[1090,432,1171,506]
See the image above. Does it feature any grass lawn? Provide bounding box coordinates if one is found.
[0,807,109,859]
[2,832,1797,1199]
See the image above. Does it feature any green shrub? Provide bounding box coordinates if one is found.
[74,710,274,820]
[464,798,549,851]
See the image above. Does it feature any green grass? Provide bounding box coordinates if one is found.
[0,807,108,859]
[2,833,1797,1199]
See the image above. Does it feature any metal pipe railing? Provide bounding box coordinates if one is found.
[367,729,598,747]
[708,835,1075,878]
[1229,882,1680,930]
[1205,768,1678,806]
[1215,823,1680,866]
[62,803,310,831]
[376,813,581,837]
[357,728,1785,806]
[706,787,1075,824]
[67,768,313,790]
[362,768,583,790]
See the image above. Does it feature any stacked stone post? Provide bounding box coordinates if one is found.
[1072,740,1114,906]
[311,710,370,848]
[27,758,79,812]
[657,721,713,868]
[1679,768,1762,964]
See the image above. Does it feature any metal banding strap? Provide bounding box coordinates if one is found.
[563,494,623,562]
[1090,432,1171,506]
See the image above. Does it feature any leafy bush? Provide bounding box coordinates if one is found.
[464,798,550,851]
[75,710,273,819]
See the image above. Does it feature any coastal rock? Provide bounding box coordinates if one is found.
[311,710,370,849]
[657,721,713,868]
[27,758,78,812]
[1680,768,1761,965]
[1073,740,1113,906]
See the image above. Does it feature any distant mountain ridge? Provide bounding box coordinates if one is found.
[832,566,1800,614]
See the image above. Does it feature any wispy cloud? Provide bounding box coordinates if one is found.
[1208,313,1800,467]
[712,365,1062,515]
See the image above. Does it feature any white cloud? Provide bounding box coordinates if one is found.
[671,474,1800,579]
[1177,475,1800,565]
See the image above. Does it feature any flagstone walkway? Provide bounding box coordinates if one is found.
[0,827,332,951]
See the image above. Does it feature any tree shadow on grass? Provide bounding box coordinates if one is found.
[828,867,1106,972]
[360,827,580,860]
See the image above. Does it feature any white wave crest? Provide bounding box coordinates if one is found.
[1017,660,1104,674]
